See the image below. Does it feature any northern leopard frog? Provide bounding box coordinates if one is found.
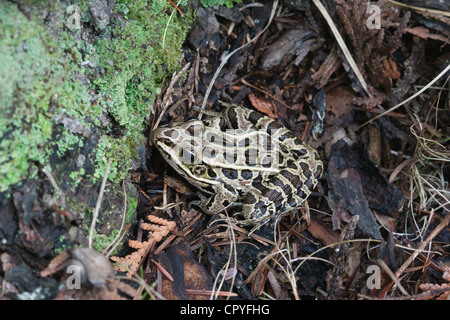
[150,103,323,227]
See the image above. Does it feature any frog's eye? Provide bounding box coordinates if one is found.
[156,129,180,147]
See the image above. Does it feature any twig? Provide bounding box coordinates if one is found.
[358,286,450,300]
[167,0,183,16]
[186,289,238,297]
[151,258,174,281]
[210,213,238,300]
[386,0,450,17]
[377,259,409,296]
[88,158,113,249]
[153,62,190,129]
[163,0,183,49]
[240,78,292,110]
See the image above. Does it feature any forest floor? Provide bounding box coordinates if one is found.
[1,0,449,300]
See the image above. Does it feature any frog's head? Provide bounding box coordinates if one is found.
[150,120,219,187]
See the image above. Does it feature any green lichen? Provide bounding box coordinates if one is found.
[90,0,193,183]
[0,2,62,191]
[200,0,242,8]
[94,0,191,130]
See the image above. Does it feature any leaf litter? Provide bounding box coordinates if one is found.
[1,0,449,300]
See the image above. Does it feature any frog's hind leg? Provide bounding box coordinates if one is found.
[241,167,308,222]
[241,189,277,222]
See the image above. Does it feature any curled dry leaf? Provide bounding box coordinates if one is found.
[248,92,276,118]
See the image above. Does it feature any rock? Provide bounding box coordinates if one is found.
[188,7,221,48]
[261,27,316,69]
[90,0,111,31]
[69,247,115,287]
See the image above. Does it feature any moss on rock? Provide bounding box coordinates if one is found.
[0,0,193,251]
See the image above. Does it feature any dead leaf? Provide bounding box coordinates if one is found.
[164,175,191,194]
[325,86,355,127]
[248,92,276,118]
[155,242,214,300]
[307,217,340,246]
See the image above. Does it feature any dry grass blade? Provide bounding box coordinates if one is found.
[377,259,409,296]
[163,0,184,49]
[41,168,62,198]
[312,0,370,96]
[359,64,450,128]
[167,0,183,16]
[408,108,450,216]
[151,258,174,282]
[186,289,238,297]
[115,275,161,300]
[104,179,128,257]
[153,62,191,129]
[209,214,238,300]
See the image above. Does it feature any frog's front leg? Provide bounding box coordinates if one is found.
[194,184,240,215]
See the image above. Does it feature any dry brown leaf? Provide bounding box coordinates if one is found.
[248,92,276,118]
[307,218,340,246]
[164,175,191,194]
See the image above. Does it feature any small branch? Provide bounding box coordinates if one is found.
[200,0,279,117]
[358,64,450,128]
[377,259,409,296]
[163,0,184,49]
[41,167,62,197]
[167,0,183,16]
[151,258,174,282]
[88,158,113,249]
[386,0,450,17]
